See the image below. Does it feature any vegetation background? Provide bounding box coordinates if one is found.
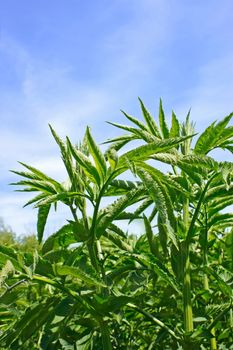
[0,102,232,349]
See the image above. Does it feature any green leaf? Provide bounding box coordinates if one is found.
[96,186,144,238]
[107,121,158,143]
[105,147,118,170]
[13,162,63,192]
[143,215,157,255]
[34,191,91,207]
[159,99,169,138]
[133,252,181,293]
[86,127,107,182]
[23,193,48,207]
[203,266,233,296]
[37,204,51,243]
[136,166,178,249]
[157,214,168,256]
[137,161,189,196]
[102,133,136,146]
[118,134,195,168]
[53,265,106,288]
[49,125,75,181]
[208,213,233,228]
[120,109,148,131]
[170,111,180,138]
[208,197,233,217]
[108,223,127,238]
[0,246,21,270]
[67,137,101,186]
[108,179,140,191]
[138,98,161,138]
[0,289,25,306]
[129,198,153,223]
[104,231,133,252]
[10,179,58,194]
[0,298,58,346]
[42,224,76,254]
[186,174,218,242]
[93,294,133,314]
[194,112,233,155]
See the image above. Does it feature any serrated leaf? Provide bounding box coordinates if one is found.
[118,134,195,168]
[143,215,157,255]
[159,99,169,138]
[67,137,101,186]
[86,127,107,182]
[53,265,106,287]
[170,111,180,138]
[194,112,233,155]
[10,179,58,194]
[102,133,136,146]
[108,223,127,238]
[49,125,75,181]
[34,191,91,207]
[14,162,63,192]
[104,231,133,252]
[37,205,51,243]
[0,298,55,346]
[129,198,153,223]
[96,186,144,238]
[137,161,189,196]
[121,110,148,131]
[23,193,48,207]
[136,166,178,249]
[208,213,233,228]
[138,98,161,138]
[133,252,181,293]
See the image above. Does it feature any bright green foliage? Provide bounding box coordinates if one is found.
[0,100,233,349]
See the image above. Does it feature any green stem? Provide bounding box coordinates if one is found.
[183,243,193,333]
[87,239,100,272]
[210,328,217,350]
[230,308,233,328]
[99,320,113,350]
[229,308,233,343]
[183,194,193,333]
[203,206,217,350]
[88,172,117,272]
[69,203,100,274]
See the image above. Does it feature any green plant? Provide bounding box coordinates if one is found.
[0,99,232,349]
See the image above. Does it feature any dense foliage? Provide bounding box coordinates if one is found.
[0,100,233,349]
[0,219,39,252]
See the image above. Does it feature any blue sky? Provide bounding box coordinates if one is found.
[0,0,233,236]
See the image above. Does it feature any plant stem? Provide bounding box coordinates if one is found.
[183,243,193,333]
[70,204,99,271]
[88,173,116,273]
[210,328,217,350]
[229,308,233,343]
[230,308,233,328]
[99,320,113,350]
[203,206,217,350]
[183,195,193,333]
